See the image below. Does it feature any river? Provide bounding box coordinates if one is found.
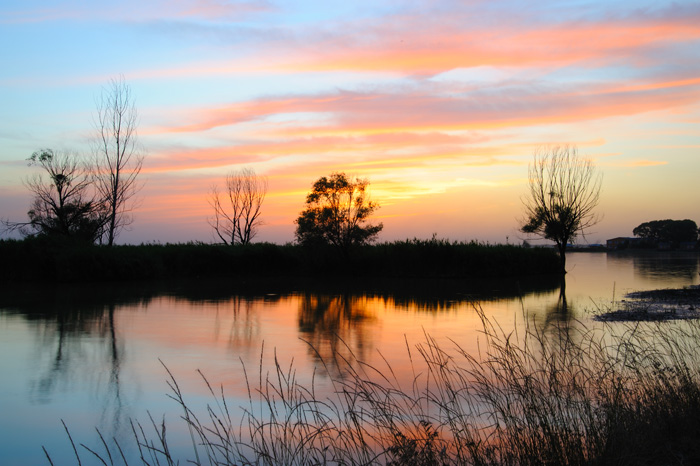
[0,251,698,465]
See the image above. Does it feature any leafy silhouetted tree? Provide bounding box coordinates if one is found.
[7,149,106,243]
[295,172,383,254]
[93,76,145,246]
[633,219,698,246]
[520,145,602,274]
[208,168,267,245]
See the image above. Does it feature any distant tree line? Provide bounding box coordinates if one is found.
[633,219,698,247]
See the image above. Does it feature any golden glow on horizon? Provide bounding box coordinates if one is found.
[3,1,699,244]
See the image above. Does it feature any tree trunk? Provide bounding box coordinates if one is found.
[558,243,567,274]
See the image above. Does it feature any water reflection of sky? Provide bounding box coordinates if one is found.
[0,252,697,465]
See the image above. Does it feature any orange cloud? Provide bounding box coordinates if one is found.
[147,70,700,143]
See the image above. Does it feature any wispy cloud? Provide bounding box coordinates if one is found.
[259,3,700,77]
[1,0,273,24]
[151,73,700,138]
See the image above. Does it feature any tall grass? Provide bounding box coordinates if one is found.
[0,237,559,282]
[47,307,700,465]
[360,238,560,278]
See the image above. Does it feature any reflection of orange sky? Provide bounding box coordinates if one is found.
[114,293,521,399]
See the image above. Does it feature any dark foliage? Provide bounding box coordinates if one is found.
[360,238,560,278]
[0,237,559,283]
[15,149,107,243]
[0,238,299,283]
[633,219,698,246]
[295,172,383,254]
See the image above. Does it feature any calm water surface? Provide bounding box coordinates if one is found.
[1,251,698,465]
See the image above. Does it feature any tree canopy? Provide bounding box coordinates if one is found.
[633,219,698,245]
[520,145,602,274]
[22,149,106,243]
[295,172,383,253]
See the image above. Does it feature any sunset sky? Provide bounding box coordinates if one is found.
[1,0,699,245]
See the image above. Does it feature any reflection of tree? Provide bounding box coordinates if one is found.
[223,295,264,353]
[96,303,124,432]
[534,277,579,346]
[632,252,699,280]
[1,282,156,441]
[384,295,461,313]
[298,293,376,377]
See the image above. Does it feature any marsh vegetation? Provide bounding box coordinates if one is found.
[0,236,559,282]
[47,306,700,466]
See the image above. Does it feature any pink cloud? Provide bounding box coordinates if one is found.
[152,73,700,139]
[279,7,700,76]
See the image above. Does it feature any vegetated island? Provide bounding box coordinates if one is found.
[595,285,700,321]
[0,236,560,283]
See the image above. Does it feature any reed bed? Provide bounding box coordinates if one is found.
[47,307,700,465]
[0,237,558,282]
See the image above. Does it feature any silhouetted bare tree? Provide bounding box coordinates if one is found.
[520,145,602,274]
[295,172,383,254]
[7,149,106,242]
[93,76,145,246]
[208,168,267,245]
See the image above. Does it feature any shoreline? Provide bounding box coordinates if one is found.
[595,285,700,321]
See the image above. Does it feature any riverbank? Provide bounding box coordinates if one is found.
[0,237,560,283]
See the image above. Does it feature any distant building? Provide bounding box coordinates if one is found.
[679,241,698,251]
[606,237,642,250]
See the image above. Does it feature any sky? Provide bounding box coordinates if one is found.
[1,0,699,245]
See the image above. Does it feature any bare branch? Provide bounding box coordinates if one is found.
[208,168,267,245]
[93,76,145,246]
[520,145,602,273]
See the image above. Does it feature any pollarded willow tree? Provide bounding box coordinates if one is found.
[208,168,268,245]
[93,76,145,246]
[520,145,602,274]
[295,172,383,255]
